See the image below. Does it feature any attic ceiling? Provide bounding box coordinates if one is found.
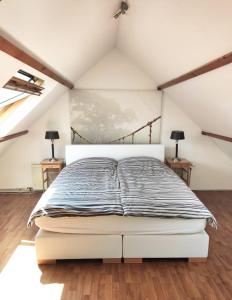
[118,0,232,83]
[0,0,120,82]
[0,0,232,156]
[1,0,232,86]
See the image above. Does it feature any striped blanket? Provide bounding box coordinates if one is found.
[28,158,122,226]
[28,157,216,227]
[118,157,216,227]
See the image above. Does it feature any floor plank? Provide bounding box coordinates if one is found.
[0,191,231,300]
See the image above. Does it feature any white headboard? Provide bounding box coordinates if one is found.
[66,144,165,165]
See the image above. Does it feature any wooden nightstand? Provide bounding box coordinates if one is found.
[166,158,192,186]
[41,159,65,190]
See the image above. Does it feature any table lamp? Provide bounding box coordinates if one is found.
[45,131,59,161]
[170,130,185,162]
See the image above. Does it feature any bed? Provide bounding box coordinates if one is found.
[29,144,215,264]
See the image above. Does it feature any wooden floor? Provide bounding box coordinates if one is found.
[0,191,232,300]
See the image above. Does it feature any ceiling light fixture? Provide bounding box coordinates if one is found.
[113,1,129,19]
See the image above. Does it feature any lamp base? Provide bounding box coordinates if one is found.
[172,157,181,162]
[49,158,58,162]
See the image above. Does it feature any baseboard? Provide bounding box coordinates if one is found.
[0,188,42,194]
[193,189,232,192]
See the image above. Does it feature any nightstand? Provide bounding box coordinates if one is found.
[166,158,192,186]
[41,159,65,190]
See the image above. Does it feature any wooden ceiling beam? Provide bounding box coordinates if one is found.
[0,130,29,143]
[0,35,74,89]
[157,51,232,90]
[202,131,232,143]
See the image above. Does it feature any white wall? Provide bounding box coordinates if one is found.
[0,92,70,189]
[166,64,232,158]
[161,94,232,190]
[76,49,155,90]
[0,49,231,190]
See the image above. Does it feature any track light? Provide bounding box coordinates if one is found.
[113,1,129,19]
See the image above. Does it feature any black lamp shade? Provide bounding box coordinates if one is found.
[45,131,59,140]
[170,130,185,141]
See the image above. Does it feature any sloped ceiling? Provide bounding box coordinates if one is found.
[0,0,119,82]
[117,0,232,82]
[117,0,232,158]
[0,0,232,157]
[0,0,120,153]
[0,51,60,156]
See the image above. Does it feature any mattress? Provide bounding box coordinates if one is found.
[35,215,206,235]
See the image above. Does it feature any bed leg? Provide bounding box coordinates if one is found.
[124,258,143,264]
[188,257,207,263]
[103,258,122,264]
[37,259,57,265]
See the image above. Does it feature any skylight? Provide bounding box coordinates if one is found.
[0,70,43,108]
[0,88,25,107]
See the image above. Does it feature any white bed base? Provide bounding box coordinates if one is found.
[123,232,209,259]
[35,230,122,261]
[35,144,209,264]
[36,230,209,263]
